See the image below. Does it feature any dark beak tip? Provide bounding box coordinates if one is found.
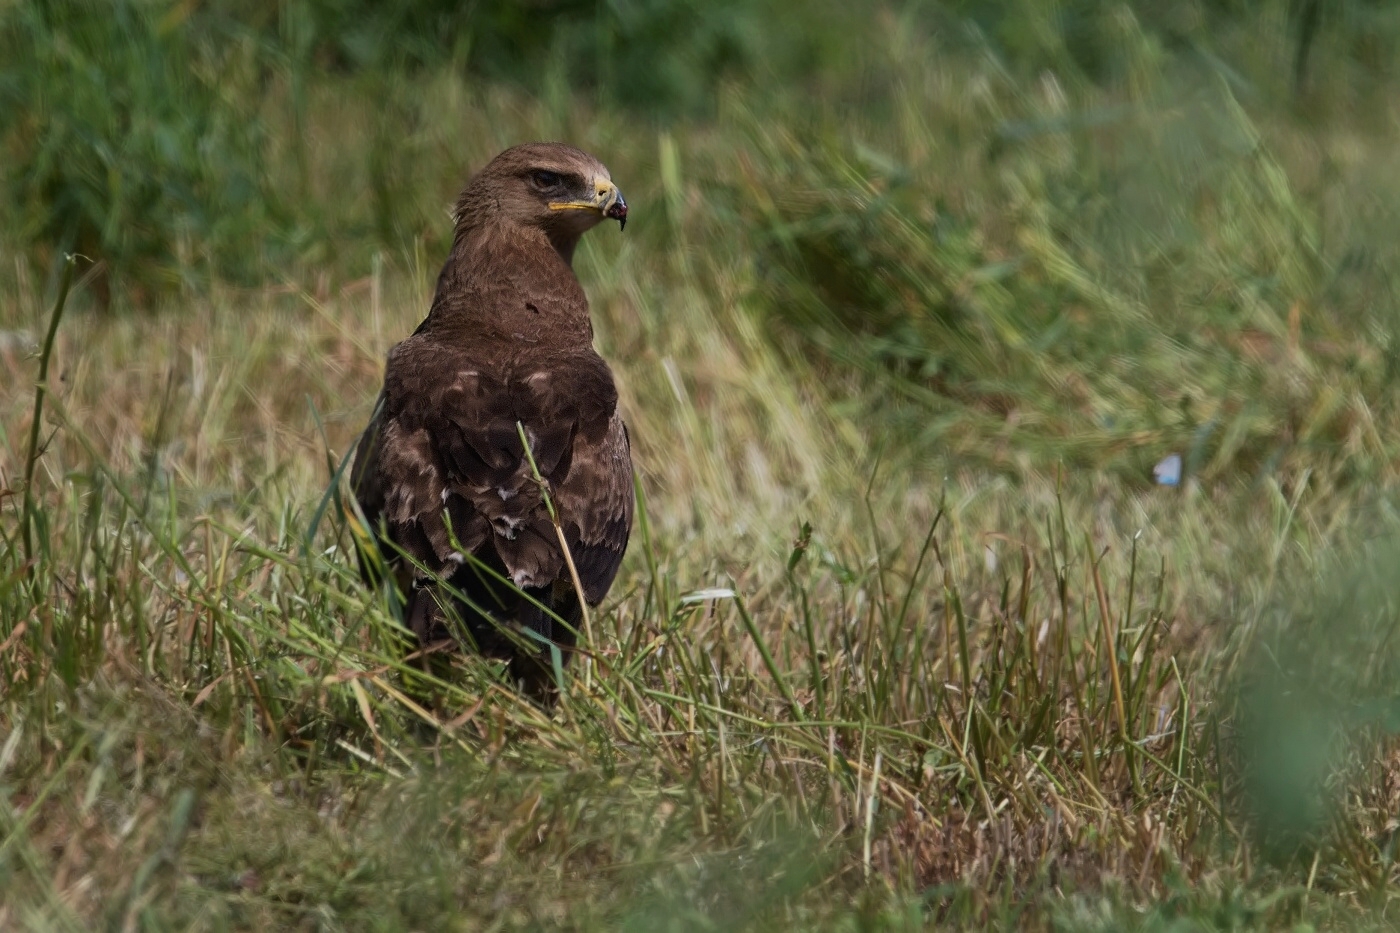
[606,199,628,231]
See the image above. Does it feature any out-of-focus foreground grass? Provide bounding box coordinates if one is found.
[6,1,1400,929]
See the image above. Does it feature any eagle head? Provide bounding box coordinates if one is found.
[454,143,627,264]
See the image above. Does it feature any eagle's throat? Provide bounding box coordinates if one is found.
[546,229,582,267]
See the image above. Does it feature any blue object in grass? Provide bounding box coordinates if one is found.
[1153,453,1182,487]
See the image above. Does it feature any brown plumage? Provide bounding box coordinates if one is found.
[349,142,634,695]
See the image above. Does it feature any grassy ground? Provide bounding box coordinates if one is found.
[7,3,1400,929]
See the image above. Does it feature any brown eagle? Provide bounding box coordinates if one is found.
[349,143,634,695]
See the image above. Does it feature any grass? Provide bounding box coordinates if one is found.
[6,2,1400,929]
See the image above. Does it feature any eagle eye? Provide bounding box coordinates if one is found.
[529,170,563,190]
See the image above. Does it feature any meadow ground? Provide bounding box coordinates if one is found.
[7,3,1400,929]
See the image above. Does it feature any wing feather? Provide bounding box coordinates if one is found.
[351,335,633,607]
[553,415,634,604]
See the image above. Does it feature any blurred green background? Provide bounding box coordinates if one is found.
[1,0,863,289]
[4,0,1396,286]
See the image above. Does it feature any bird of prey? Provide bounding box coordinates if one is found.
[349,142,634,696]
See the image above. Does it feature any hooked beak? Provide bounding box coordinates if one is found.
[549,177,628,231]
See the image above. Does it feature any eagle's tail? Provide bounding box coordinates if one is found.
[427,556,580,700]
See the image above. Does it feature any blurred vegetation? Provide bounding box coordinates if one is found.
[7,0,1400,929]
[6,0,1397,298]
[0,0,852,299]
[0,2,277,299]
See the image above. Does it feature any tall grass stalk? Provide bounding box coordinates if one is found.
[19,254,76,576]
